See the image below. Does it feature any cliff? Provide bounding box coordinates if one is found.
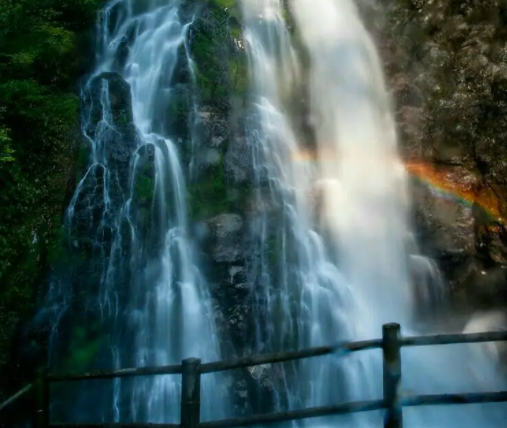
[1,0,507,416]
[381,0,507,310]
[0,0,102,403]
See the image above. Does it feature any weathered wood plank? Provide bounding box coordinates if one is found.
[49,363,182,382]
[382,323,402,428]
[400,331,507,347]
[47,390,507,428]
[46,329,507,382]
[200,339,383,374]
[0,383,32,413]
[33,368,50,428]
[180,358,201,428]
[402,391,507,406]
[197,400,385,428]
[50,424,181,428]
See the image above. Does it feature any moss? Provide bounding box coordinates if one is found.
[134,174,154,201]
[187,163,232,220]
[59,322,106,374]
[116,109,130,126]
[46,220,88,271]
[230,27,242,40]
[211,0,236,8]
[266,236,279,268]
[74,141,91,180]
[202,0,236,9]
[192,30,228,103]
[47,223,70,266]
[0,0,102,392]
[190,6,234,107]
[229,54,249,95]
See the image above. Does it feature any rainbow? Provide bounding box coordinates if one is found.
[289,149,505,226]
[406,162,505,226]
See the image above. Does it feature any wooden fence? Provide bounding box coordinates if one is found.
[2,323,507,428]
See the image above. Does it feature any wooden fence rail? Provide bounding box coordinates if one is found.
[2,323,507,428]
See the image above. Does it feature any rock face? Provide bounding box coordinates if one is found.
[207,214,245,263]
[72,72,137,251]
[224,135,253,185]
[6,0,507,420]
[379,0,507,309]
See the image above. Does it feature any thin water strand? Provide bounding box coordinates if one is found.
[242,0,506,427]
[48,0,227,423]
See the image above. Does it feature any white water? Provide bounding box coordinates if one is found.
[51,0,226,423]
[242,0,354,413]
[242,0,506,427]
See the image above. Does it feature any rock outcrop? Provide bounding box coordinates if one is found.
[379,0,507,309]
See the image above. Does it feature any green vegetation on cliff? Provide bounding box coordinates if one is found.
[0,0,102,387]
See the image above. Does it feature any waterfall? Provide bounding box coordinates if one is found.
[242,0,506,427]
[47,0,226,423]
[242,0,354,413]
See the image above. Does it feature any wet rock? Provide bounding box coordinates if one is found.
[381,0,507,307]
[85,72,136,143]
[163,83,191,139]
[207,214,246,263]
[247,364,275,391]
[486,229,507,264]
[71,164,107,242]
[463,311,507,376]
[196,148,221,169]
[188,6,234,109]
[224,136,252,185]
[413,193,475,256]
[396,105,425,161]
[462,266,507,307]
[196,109,229,149]
[83,72,137,189]
[224,266,250,343]
[171,43,193,86]
[232,377,250,416]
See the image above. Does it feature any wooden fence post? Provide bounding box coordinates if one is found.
[32,367,49,428]
[382,323,402,428]
[180,358,201,428]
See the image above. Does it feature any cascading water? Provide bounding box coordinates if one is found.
[47,0,226,423]
[242,0,506,426]
[241,0,354,413]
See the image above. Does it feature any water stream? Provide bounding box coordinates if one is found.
[242,0,506,426]
[43,0,506,426]
[47,0,226,423]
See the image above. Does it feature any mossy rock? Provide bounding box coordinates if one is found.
[134,174,155,201]
[189,5,236,109]
[187,163,232,220]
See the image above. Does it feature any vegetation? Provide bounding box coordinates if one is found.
[134,174,155,201]
[190,2,244,107]
[187,163,231,220]
[60,323,105,374]
[0,0,102,391]
[0,0,246,398]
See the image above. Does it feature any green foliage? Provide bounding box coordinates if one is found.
[190,6,235,106]
[192,30,228,102]
[60,322,106,373]
[187,163,231,220]
[0,127,14,162]
[0,0,101,381]
[135,175,154,201]
[229,54,249,95]
[207,0,236,8]
[266,236,279,268]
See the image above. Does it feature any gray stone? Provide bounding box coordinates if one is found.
[224,136,253,185]
[207,214,245,263]
[197,148,221,167]
[195,109,229,149]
